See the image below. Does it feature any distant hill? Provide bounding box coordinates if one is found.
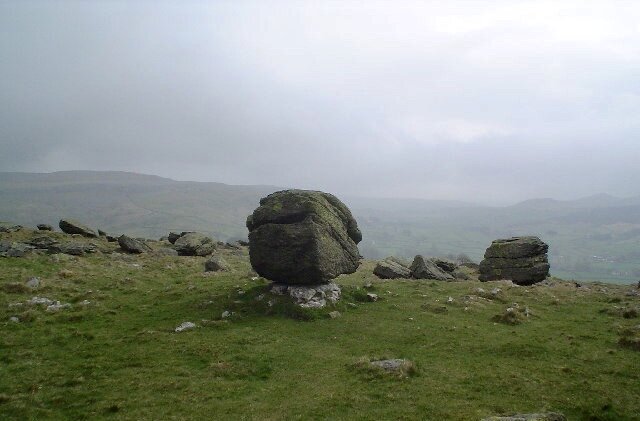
[1,171,639,283]
[0,171,278,242]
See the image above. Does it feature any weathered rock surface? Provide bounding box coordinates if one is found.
[118,235,152,254]
[270,282,341,308]
[481,413,566,421]
[174,232,216,256]
[59,219,97,238]
[479,237,550,285]
[54,242,98,256]
[247,190,361,285]
[204,255,229,272]
[29,236,59,250]
[374,257,411,279]
[0,242,34,257]
[167,232,181,244]
[0,223,23,233]
[410,255,454,281]
[37,224,53,231]
[431,257,458,273]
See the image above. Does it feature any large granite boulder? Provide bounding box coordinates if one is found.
[374,257,411,279]
[479,236,550,285]
[59,219,97,238]
[118,235,152,254]
[246,190,361,285]
[410,255,455,281]
[174,232,216,256]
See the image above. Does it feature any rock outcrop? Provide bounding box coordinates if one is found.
[204,255,229,272]
[37,224,53,231]
[410,255,454,281]
[479,236,550,285]
[59,219,97,238]
[173,232,216,256]
[118,235,152,254]
[373,257,411,279]
[246,190,361,285]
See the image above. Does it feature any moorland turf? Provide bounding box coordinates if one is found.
[1,231,639,420]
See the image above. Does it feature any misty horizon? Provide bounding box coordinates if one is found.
[2,1,640,205]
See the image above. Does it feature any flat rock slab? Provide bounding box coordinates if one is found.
[374,257,411,279]
[59,219,97,238]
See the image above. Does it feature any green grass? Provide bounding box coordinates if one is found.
[1,232,639,420]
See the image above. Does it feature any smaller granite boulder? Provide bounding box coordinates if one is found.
[431,257,458,273]
[37,224,53,231]
[410,255,454,281]
[118,235,152,254]
[479,236,550,285]
[59,219,97,238]
[167,232,181,244]
[204,255,230,272]
[374,257,411,279]
[174,232,216,256]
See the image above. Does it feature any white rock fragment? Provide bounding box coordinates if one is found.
[28,297,55,306]
[9,316,19,323]
[26,277,40,289]
[221,310,231,319]
[447,296,454,303]
[366,293,378,302]
[175,321,196,333]
[46,301,72,312]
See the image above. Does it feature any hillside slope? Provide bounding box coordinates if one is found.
[1,171,640,283]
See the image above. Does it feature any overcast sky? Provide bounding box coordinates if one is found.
[1,1,639,204]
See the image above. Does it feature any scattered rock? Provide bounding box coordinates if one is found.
[0,242,35,258]
[329,311,341,319]
[174,232,216,256]
[174,321,196,333]
[155,248,179,256]
[29,236,59,250]
[118,235,152,254]
[221,310,231,319]
[479,237,550,285]
[58,269,74,278]
[481,413,566,421]
[492,307,526,325]
[167,232,181,244]
[279,282,342,308]
[366,293,378,302]
[374,257,411,279]
[370,359,408,372]
[56,242,97,256]
[431,257,458,273]
[204,255,230,272]
[59,219,97,238]
[9,316,19,323]
[410,255,454,281]
[46,301,72,312]
[0,223,23,233]
[28,297,53,305]
[37,224,53,231]
[246,190,361,285]
[26,277,40,289]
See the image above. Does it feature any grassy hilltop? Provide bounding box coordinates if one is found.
[2,171,640,283]
[1,229,639,420]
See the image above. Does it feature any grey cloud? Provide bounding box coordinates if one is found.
[1,1,639,204]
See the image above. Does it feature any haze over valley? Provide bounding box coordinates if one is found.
[2,170,639,283]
